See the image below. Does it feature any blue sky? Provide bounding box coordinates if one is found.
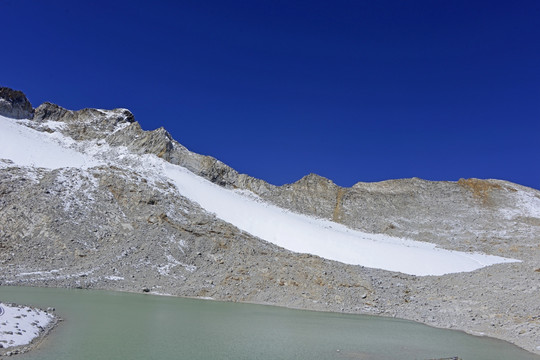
[2,1,539,189]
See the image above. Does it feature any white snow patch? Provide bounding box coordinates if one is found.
[13,119,65,132]
[500,189,540,220]
[161,162,519,276]
[0,115,100,169]
[111,121,131,134]
[104,276,124,281]
[44,120,65,130]
[0,303,54,348]
[156,255,196,276]
[16,270,60,277]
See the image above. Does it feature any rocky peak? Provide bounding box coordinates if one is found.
[33,102,135,141]
[106,122,175,158]
[293,173,337,187]
[0,87,34,119]
[33,102,70,122]
[0,88,258,193]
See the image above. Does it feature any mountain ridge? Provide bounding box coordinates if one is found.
[7,88,539,241]
[1,87,540,356]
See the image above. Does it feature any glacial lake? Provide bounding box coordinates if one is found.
[1,286,539,360]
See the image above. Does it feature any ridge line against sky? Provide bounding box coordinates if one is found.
[1,0,539,189]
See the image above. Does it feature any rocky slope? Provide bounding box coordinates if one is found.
[0,87,539,355]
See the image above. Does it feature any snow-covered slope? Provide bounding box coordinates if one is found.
[0,114,520,276]
[0,117,99,169]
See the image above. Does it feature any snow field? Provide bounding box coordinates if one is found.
[162,163,518,275]
[0,115,100,169]
[0,114,521,276]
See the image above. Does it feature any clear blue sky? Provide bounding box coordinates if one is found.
[2,1,539,189]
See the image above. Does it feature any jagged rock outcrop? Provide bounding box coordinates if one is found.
[0,87,34,119]
[1,88,540,355]
[32,102,135,140]
[105,120,271,189]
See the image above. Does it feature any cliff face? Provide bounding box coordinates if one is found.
[0,87,34,119]
[1,88,539,355]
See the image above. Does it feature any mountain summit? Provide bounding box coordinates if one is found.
[1,87,539,355]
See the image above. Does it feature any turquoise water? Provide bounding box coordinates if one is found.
[1,286,538,360]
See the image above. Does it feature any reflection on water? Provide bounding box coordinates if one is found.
[1,286,538,360]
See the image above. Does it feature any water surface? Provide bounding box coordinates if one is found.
[1,286,538,360]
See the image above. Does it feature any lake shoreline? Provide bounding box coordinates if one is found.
[161,290,540,359]
[2,285,539,359]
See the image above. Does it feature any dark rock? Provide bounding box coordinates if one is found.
[0,87,34,119]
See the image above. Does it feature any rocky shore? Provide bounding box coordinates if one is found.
[1,87,539,356]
